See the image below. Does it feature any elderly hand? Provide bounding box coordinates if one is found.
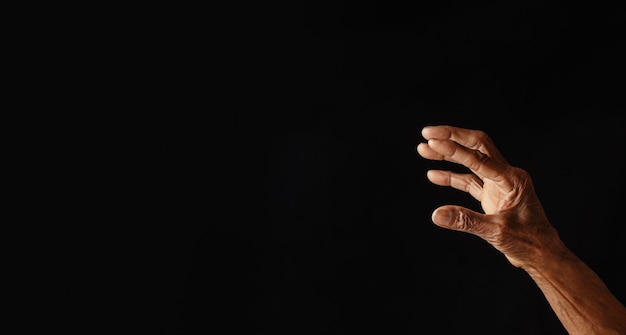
[416,125,565,269]
[416,125,626,334]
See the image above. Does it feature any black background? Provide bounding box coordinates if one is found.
[23,1,625,335]
[182,2,625,334]
[190,1,626,334]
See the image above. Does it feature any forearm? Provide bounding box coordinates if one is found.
[525,243,626,335]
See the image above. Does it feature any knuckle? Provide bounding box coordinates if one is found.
[469,150,489,171]
[475,150,489,162]
[511,166,533,183]
[456,211,475,231]
[475,131,490,144]
[465,174,483,193]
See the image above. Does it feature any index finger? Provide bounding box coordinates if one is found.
[421,125,508,164]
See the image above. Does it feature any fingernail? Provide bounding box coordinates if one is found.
[432,209,452,226]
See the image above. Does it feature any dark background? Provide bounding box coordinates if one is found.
[23,1,625,335]
[189,1,625,335]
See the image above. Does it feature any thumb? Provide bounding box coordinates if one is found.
[431,205,492,237]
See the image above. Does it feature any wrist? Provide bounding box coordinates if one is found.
[522,238,575,277]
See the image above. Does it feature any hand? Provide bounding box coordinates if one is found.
[416,125,565,269]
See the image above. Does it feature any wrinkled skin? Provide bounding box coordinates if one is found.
[416,125,626,335]
[416,125,561,268]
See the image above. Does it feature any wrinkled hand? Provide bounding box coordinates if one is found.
[416,125,564,269]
